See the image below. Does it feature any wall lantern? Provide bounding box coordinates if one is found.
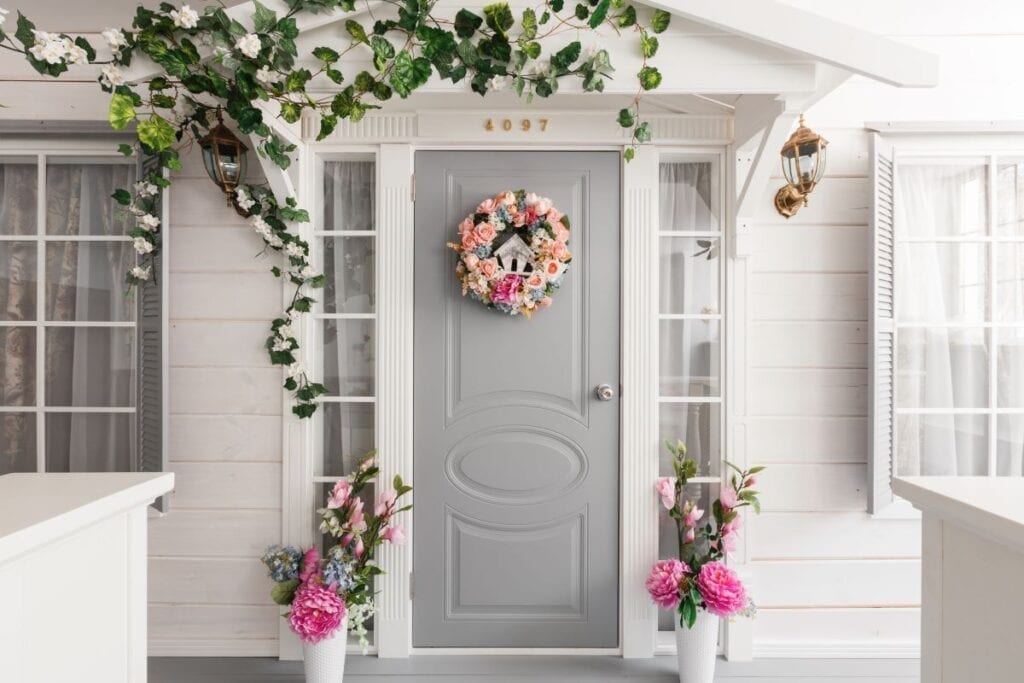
[774,114,828,218]
[198,109,249,214]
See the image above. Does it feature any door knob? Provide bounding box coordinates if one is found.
[595,383,615,401]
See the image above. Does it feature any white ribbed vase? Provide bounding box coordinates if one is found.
[675,610,719,683]
[302,616,347,683]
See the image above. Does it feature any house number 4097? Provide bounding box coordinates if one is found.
[485,118,549,132]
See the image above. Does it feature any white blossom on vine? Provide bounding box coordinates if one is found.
[101,28,128,50]
[133,237,154,254]
[137,214,160,231]
[235,33,261,59]
[100,64,125,88]
[169,4,199,29]
[130,265,151,280]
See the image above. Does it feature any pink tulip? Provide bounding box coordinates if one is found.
[327,479,352,509]
[349,497,366,530]
[719,487,739,510]
[381,524,407,545]
[375,488,397,517]
[684,527,696,544]
[354,536,365,558]
[655,477,676,510]
[299,547,320,585]
[744,476,758,488]
[683,503,704,527]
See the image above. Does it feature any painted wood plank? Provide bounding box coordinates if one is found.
[750,273,868,322]
[753,559,920,608]
[751,226,869,274]
[149,604,280,640]
[764,128,870,179]
[170,367,283,416]
[754,178,869,226]
[170,415,282,463]
[171,321,270,368]
[170,272,285,321]
[745,417,868,464]
[757,464,867,512]
[749,369,867,417]
[780,0,1024,37]
[150,558,269,605]
[753,607,920,656]
[751,321,867,369]
[150,509,281,558]
[748,512,921,560]
[170,178,255,227]
[170,227,278,274]
[168,462,282,509]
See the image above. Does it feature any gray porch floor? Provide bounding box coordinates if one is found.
[149,656,920,682]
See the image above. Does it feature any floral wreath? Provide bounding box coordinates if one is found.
[449,190,571,317]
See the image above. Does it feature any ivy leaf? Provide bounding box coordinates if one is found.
[550,0,564,11]
[74,36,96,63]
[651,9,671,33]
[370,35,395,70]
[117,143,135,157]
[390,50,432,98]
[252,1,278,33]
[345,20,369,45]
[521,8,538,39]
[108,93,137,130]
[551,40,581,73]
[624,147,635,162]
[634,120,652,142]
[574,4,590,21]
[640,33,658,58]
[523,41,541,59]
[617,108,634,128]
[137,115,177,152]
[111,189,132,206]
[454,9,483,39]
[587,0,610,28]
[314,45,341,62]
[617,5,636,27]
[279,101,301,123]
[483,2,515,38]
[638,65,661,90]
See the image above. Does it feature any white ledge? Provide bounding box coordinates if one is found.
[0,472,174,565]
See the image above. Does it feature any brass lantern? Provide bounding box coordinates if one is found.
[198,110,248,209]
[774,114,828,218]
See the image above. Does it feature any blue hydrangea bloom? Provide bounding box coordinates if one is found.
[260,545,301,583]
[474,245,492,258]
[322,547,355,591]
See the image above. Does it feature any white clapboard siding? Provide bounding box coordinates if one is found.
[167,462,282,510]
[750,273,869,321]
[756,464,866,512]
[748,513,921,560]
[171,227,280,274]
[749,369,868,417]
[745,417,868,464]
[751,225,869,273]
[169,415,282,462]
[169,178,256,227]
[751,321,867,370]
[753,559,921,608]
[171,321,271,368]
[765,128,870,179]
[150,509,281,558]
[170,272,285,320]
[170,367,283,415]
[754,178,870,226]
[753,607,920,652]
[780,0,1024,35]
[150,558,269,605]
[150,604,280,641]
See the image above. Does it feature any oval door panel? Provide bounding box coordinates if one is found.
[445,426,589,505]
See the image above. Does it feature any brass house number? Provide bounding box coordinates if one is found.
[484,118,549,132]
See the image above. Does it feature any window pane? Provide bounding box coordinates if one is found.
[997,162,1024,236]
[45,242,135,321]
[322,319,375,397]
[45,161,136,236]
[896,327,988,409]
[0,241,37,320]
[997,327,1024,407]
[0,327,35,406]
[0,159,38,236]
[896,413,988,476]
[659,403,721,477]
[659,237,719,315]
[896,242,988,323]
[322,402,375,476]
[996,243,1024,322]
[0,413,36,474]
[324,236,375,313]
[45,412,133,472]
[659,162,718,232]
[45,327,135,407]
[896,163,987,238]
[659,320,720,397]
[323,160,375,231]
[997,414,1024,476]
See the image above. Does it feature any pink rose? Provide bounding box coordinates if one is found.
[719,487,739,510]
[375,488,397,517]
[475,223,497,243]
[479,258,499,279]
[327,479,351,509]
[463,253,480,271]
[554,226,570,243]
[492,274,522,306]
[288,584,346,643]
[534,197,551,215]
[695,562,747,618]
[645,558,688,610]
[299,547,320,585]
[525,273,546,289]
[551,241,569,260]
[655,477,676,510]
[498,191,516,206]
[537,296,553,308]
[381,523,406,545]
[543,260,562,278]
[461,232,479,250]
[477,198,496,214]
[459,218,475,236]
[547,209,563,225]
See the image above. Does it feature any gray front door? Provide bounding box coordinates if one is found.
[412,151,620,648]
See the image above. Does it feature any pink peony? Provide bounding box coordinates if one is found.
[299,547,320,584]
[375,488,397,517]
[645,558,688,610]
[381,523,406,545]
[327,479,351,509]
[288,584,346,643]
[492,274,522,306]
[695,562,747,618]
[719,487,739,510]
[655,477,676,510]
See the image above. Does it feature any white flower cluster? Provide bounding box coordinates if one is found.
[134,180,158,197]
[255,66,274,84]
[130,265,151,281]
[101,28,128,50]
[172,98,195,125]
[169,4,199,29]
[29,30,88,66]
[235,187,256,212]
[133,236,154,254]
[287,263,318,281]
[235,33,261,59]
[100,64,124,88]
[137,213,160,232]
[250,214,282,248]
[271,322,295,352]
[284,242,305,258]
[0,8,8,27]
[286,362,305,379]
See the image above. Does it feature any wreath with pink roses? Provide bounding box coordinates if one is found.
[448,190,572,317]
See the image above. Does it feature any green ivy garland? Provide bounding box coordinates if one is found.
[0,0,668,417]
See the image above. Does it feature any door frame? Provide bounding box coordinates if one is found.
[285,110,733,659]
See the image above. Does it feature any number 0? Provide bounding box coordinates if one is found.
[502,119,512,131]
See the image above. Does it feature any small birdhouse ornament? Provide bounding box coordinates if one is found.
[494,234,535,274]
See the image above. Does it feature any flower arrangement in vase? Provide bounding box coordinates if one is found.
[261,451,410,682]
[646,440,763,683]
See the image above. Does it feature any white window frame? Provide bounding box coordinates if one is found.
[870,129,1024,515]
[0,137,165,475]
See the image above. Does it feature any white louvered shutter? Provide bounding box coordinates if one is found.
[869,134,896,513]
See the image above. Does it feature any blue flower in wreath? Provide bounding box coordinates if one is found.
[474,245,492,258]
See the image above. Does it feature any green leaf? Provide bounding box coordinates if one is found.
[680,597,697,629]
[748,465,766,475]
[137,115,177,152]
[454,9,483,39]
[292,403,317,419]
[574,3,589,20]
[345,20,369,45]
[108,93,137,130]
[617,108,635,128]
[111,189,132,206]
[314,45,341,63]
[117,143,135,156]
[634,120,652,142]
[252,0,278,33]
[550,0,564,11]
[279,101,301,123]
[640,33,658,58]
[638,65,661,90]
[521,8,538,39]
[74,36,96,63]
[651,8,671,33]
[617,5,636,27]
[483,2,515,37]
[624,147,635,162]
[370,35,395,70]
[14,12,35,48]
[551,40,581,72]
[588,0,611,28]
[523,41,541,59]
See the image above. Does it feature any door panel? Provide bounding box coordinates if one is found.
[413,151,620,647]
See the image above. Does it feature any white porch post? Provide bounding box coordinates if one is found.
[621,145,660,658]
[375,143,416,657]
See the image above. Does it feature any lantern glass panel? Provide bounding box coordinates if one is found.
[201,145,220,184]
[217,140,242,184]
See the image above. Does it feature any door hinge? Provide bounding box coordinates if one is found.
[410,174,416,202]
[409,572,415,599]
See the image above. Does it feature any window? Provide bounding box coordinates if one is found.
[871,136,1024,510]
[657,155,724,630]
[0,148,165,480]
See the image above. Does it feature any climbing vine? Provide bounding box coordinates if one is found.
[0,0,669,417]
